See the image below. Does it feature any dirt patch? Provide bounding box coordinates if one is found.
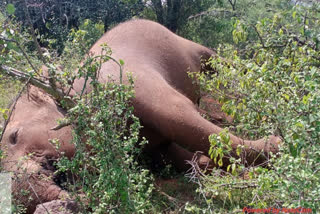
[153,176,203,213]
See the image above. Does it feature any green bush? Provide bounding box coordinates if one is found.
[190,3,320,212]
[181,0,293,48]
[57,80,153,213]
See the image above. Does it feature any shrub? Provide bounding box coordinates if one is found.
[190,3,320,212]
[55,44,153,213]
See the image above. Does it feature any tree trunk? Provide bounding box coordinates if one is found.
[166,0,181,32]
[151,0,164,25]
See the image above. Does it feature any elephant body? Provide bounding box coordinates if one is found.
[0,19,279,213]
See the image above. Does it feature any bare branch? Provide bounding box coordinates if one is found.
[23,0,46,64]
[26,177,51,214]
[228,0,237,11]
[251,24,266,48]
[0,66,75,109]
[188,9,235,20]
[51,121,71,131]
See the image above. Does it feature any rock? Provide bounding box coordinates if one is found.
[33,200,79,214]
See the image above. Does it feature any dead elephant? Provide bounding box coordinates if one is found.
[0,19,280,213]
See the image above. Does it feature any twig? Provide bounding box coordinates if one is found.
[26,176,51,214]
[303,12,308,41]
[251,24,266,48]
[211,181,258,189]
[51,121,72,130]
[154,184,179,205]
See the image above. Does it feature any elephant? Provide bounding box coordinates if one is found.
[0,19,280,213]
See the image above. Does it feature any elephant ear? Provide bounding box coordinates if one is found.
[0,65,75,109]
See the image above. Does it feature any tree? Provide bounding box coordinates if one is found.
[4,0,144,53]
[148,0,214,32]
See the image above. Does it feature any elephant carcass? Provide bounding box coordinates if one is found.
[0,19,280,213]
[71,19,279,159]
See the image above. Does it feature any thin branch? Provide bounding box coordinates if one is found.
[0,66,75,108]
[303,11,308,41]
[209,181,258,189]
[227,0,237,11]
[251,24,266,48]
[51,121,71,130]
[154,184,180,205]
[23,0,46,64]
[188,9,235,20]
[26,178,51,214]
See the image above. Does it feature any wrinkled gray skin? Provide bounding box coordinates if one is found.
[0,19,280,213]
[1,86,75,213]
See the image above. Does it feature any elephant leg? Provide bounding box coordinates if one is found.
[134,77,280,166]
[197,95,233,126]
[165,142,214,172]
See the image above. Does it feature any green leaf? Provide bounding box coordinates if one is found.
[6,4,15,15]
[292,11,296,19]
[302,95,309,105]
[249,171,254,179]
[7,42,18,51]
[278,28,283,36]
[231,163,236,174]
[309,115,316,123]
[236,146,241,156]
[119,59,125,66]
[227,164,231,172]
[1,109,9,120]
[295,122,304,128]
[282,93,290,101]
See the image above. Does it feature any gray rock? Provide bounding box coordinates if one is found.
[34,200,79,214]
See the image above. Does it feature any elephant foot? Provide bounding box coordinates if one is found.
[166,143,213,172]
[240,135,281,166]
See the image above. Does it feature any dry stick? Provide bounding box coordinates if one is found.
[51,121,71,130]
[185,153,214,213]
[1,66,75,109]
[23,0,64,91]
[154,183,180,205]
[26,178,51,214]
